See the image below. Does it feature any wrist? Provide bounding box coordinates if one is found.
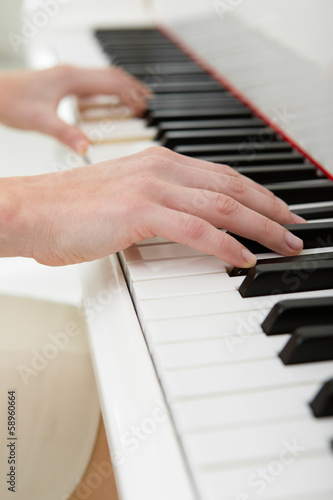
[0,177,35,259]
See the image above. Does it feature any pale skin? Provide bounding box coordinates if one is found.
[0,65,305,498]
[0,65,305,270]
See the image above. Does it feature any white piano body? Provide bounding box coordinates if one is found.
[23,1,333,499]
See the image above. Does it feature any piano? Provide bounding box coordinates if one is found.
[24,1,333,499]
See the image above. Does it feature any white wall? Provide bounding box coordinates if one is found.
[0,0,24,61]
[234,0,333,68]
[154,0,333,68]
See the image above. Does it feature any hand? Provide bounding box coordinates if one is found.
[0,65,151,153]
[1,147,304,268]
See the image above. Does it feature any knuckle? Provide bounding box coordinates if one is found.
[215,194,240,218]
[261,216,272,237]
[271,195,287,221]
[146,146,170,158]
[225,175,246,196]
[141,155,158,171]
[183,217,206,241]
[141,154,169,173]
[224,164,239,177]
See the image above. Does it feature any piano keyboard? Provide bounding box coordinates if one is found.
[79,27,333,500]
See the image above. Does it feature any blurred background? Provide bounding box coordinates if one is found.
[0,1,24,68]
[1,1,332,72]
[0,0,82,303]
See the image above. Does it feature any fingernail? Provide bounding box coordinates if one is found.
[74,139,90,155]
[242,248,257,266]
[292,213,307,224]
[285,231,303,251]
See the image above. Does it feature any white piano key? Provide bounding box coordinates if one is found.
[80,105,134,121]
[183,418,333,467]
[195,454,333,500]
[145,309,270,344]
[174,383,320,431]
[123,243,207,262]
[152,334,287,368]
[81,118,156,143]
[78,95,120,108]
[137,290,258,320]
[289,201,333,211]
[133,273,244,300]
[136,289,333,321]
[161,358,333,400]
[122,256,228,281]
[135,237,171,246]
[253,246,333,263]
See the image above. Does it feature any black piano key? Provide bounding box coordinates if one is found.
[155,118,264,139]
[261,297,333,335]
[106,46,187,57]
[147,97,242,111]
[99,33,172,42]
[149,91,233,102]
[239,260,333,298]
[99,39,172,46]
[97,30,167,37]
[96,27,165,35]
[279,324,333,365]
[112,54,192,65]
[110,53,191,64]
[234,164,317,184]
[145,102,245,121]
[97,38,171,47]
[175,143,291,159]
[147,108,253,125]
[228,221,333,254]
[310,379,333,418]
[229,251,333,276]
[161,128,277,148]
[240,260,333,299]
[97,34,173,46]
[121,63,208,76]
[292,204,333,221]
[139,74,217,85]
[143,75,218,87]
[145,81,224,93]
[149,91,229,102]
[100,40,176,51]
[264,179,333,204]
[194,151,304,166]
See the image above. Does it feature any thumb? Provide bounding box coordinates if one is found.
[47,117,90,154]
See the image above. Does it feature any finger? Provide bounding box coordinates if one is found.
[153,183,304,256]
[65,67,152,115]
[46,117,90,154]
[145,204,258,268]
[150,158,295,225]
[160,150,307,224]
[139,147,276,199]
